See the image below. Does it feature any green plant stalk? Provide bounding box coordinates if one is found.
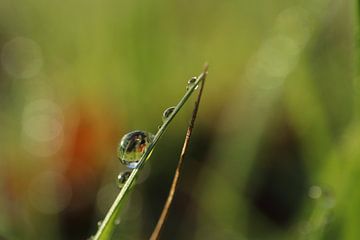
[93,68,208,240]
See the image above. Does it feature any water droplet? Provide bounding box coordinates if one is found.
[308,185,322,199]
[117,170,132,188]
[162,106,175,122]
[115,218,121,225]
[117,130,154,168]
[186,77,198,90]
[97,220,102,227]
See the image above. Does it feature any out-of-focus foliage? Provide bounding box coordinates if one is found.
[0,0,357,239]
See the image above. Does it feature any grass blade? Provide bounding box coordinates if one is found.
[93,65,208,240]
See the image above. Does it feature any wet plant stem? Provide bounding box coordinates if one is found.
[93,65,208,240]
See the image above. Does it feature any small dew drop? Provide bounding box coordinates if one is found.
[186,77,198,90]
[162,106,176,122]
[97,221,102,227]
[308,185,322,199]
[117,130,154,168]
[117,170,132,188]
[115,218,121,225]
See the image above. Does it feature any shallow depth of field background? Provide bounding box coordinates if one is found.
[0,0,358,239]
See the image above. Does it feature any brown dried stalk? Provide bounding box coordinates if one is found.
[149,65,208,240]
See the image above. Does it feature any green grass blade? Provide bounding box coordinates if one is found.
[93,67,208,240]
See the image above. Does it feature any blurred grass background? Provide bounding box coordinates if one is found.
[0,0,358,239]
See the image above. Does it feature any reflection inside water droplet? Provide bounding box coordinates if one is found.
[117,170,132,188]
[186,77,198,90]
[162,106,175,122]
[117,130,154,168]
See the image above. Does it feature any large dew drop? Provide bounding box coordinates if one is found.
[186,77,198,90]
[117,130,154,168]
[117,170,132,188]
[162,106,175,122]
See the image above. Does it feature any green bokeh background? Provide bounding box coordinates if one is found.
[0,0,358,239]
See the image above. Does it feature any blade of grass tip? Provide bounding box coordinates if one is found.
[93,65,208,240]
[149,64,208,240]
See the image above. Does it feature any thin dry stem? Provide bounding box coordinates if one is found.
[149,65,208,240]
